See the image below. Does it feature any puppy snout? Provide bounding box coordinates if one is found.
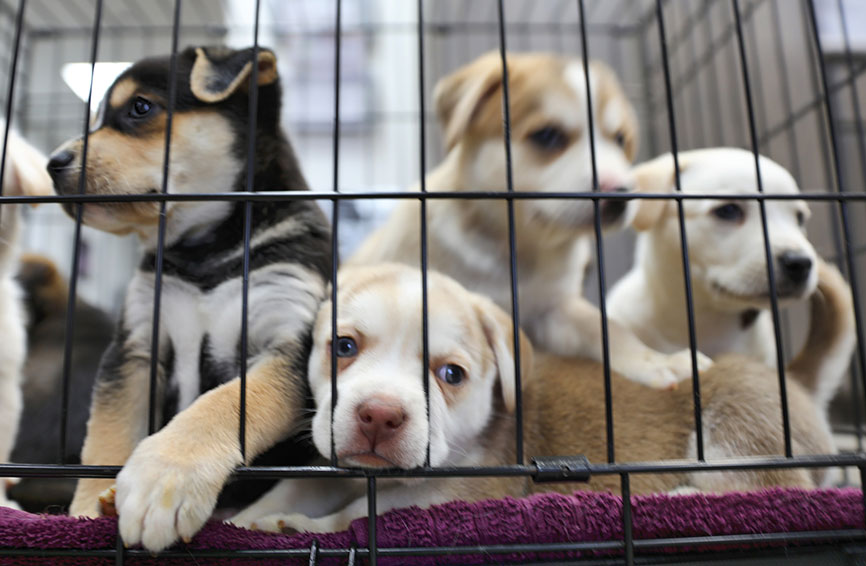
[357,398,406,447]
[47,149,75,185]
[778,251,812,285]
[598,178,631,194]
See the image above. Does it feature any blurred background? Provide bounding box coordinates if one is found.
[0,0,864,436]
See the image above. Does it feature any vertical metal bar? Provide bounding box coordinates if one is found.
[834,0,866,450]
[732,0,792,457]
[308,540,319,566]
[578,0,615,464]
[685,2,707,147]
[238,0,262,463]
[805,0,866,454]
[115,522,124,566]
[655,0,705,462]
[835,0,866,186]
[329,0,342,468]
[346,544,356,566]
[147,0,182,435]
[703,0,728,146]
[640,22,659,158]
[417,0,431,467]
[496,0,524,465]
[60,0,102,461]
[622,473,634,566]
[367,476,377,566]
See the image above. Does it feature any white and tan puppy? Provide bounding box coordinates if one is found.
[608,148,845,407]
[349,51,708,389]
[0,128,55,508]
[234,261,850,535]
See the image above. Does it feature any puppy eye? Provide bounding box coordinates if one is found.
[334,336,358,358]
[435,364,466,386]
[614,131,626,148]
[528,126,569,151]
[711,203,745,223]
[796,211,806,227]
[129,96,154,119]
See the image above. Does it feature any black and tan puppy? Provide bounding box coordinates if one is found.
[46,46,331,539]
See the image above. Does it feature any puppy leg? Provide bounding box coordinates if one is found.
[229,477,365,528]
[533,296,712,388]
[252,481,456,535]
[114,351,308,552]
[70,354,151,517]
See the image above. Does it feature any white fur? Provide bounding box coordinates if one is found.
[609,148,818,366]
[0,128,55,508]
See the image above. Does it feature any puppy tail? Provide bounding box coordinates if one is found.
[787,258,857,409]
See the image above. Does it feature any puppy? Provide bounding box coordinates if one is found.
[0,128,55,508]
[236,261,850,535]
[348,51,709,389]
[607,149,846,407]
[47,46,331,549]
[9,255,113,512]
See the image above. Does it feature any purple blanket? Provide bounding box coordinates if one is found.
[0,487,861,565]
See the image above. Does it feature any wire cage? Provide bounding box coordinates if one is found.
[0,0,865,564]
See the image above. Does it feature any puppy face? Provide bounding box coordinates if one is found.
[307,264,532,471]
[46,46,279,240]
[434,51,638,237]
[632,148,818,309]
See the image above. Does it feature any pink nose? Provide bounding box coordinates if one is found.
[357,398,406,448]
[598,179,629,193]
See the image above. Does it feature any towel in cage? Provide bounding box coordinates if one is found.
[0,487,861,564]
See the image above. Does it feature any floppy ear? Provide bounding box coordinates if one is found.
[472,294,534,413]
[190,46,278,103]
[433,51,504,151]
[3,130,53,200]
[630,153,689,231]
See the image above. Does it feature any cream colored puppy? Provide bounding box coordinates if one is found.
[348,51,709,389]
[608,149,845,407]
[234,261,850,535]
[0,128,55,507]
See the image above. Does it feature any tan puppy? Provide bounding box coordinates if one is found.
[608,149,848,408]
[349,51,709,389]
[0,128,55,508]
[234,262,849,535]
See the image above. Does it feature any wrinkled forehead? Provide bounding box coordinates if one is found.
[324,268,479,351]
[681,152,801,196]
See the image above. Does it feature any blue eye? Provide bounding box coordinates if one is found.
[334,336,358,358]
[528,126,569,151]
[435,364,466,386]
[130,96,154,119]
[712,203,745,223]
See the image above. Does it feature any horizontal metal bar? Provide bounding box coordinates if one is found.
[0,529,862,559]
[1,453,863,479]
[3,190,866,205]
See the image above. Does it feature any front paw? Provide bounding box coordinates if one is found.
[114,432,238,553]
[624,349,713,389]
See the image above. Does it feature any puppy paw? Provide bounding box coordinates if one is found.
[626,349,713,389]
[667,485,702,497]
[114,431,238,553]
[99,486,117,517]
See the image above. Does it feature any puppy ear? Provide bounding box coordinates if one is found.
[630,153,689,231]
[190,46,278,103]
[434,51,504,151]
[3,130,53,201]
[473,294,534,413]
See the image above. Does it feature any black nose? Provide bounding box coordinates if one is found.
[47,150,74,180]
[778,251,812,285]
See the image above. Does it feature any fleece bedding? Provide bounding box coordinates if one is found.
[0,487,861,565]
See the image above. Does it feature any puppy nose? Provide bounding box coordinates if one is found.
[599,180,630,193]
[778,251,812,285]
[47,150,74,180]
[357,399,406,447]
